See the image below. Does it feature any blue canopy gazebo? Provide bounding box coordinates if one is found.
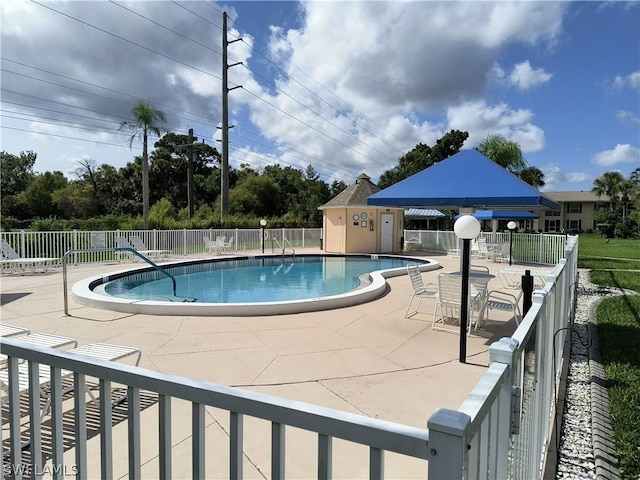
[367,150,560,212]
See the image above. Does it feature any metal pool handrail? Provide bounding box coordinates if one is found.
[62,248,177,315]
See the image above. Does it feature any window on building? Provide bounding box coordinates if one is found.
[545,219,560,232]
[545,210,560,217]
[567,203,582,214]
[567,219,582,232]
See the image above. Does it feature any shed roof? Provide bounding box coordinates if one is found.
[319,173,382,209]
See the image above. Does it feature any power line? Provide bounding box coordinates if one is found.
[239,64,395,165]
[2,68,216,129]
[225,11,411,151]
[239,38,407,156]
[1,125,134,149]
[1,112,129,137]
[108,1,223,57]
[31,1,222,82]
[1,57,218,125]
[240,86,386,165]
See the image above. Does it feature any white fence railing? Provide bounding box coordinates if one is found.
[403,230,568,265]
[1,228,565,268]
[0,228,322,266]
[0,235,578,478]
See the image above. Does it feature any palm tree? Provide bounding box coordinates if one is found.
[475,134,526,173]
[475,134,547,187]
[518,166,545,189]
[593,171,625,211]
[120,101,167,228]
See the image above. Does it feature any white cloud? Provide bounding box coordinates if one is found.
[616,110,640,124]
[592,144,640,167]
[446,100,546,152]
[613,71,640,89]
[541,164,589,190]
[507,61,553,90]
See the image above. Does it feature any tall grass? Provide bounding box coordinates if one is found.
[579,234,640,479]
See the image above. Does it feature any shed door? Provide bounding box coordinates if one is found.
[381,214,394,252]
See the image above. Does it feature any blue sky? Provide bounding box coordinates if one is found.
[1,1,638,192]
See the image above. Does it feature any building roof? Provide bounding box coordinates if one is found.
[544,191,610,203]
[319,173,382,209]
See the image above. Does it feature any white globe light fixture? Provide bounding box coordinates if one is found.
[453,214,481,363]
[507,221,517,266]
[454,215,481,240]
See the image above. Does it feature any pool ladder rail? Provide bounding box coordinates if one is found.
[62,247,178,316]
[271,237,296,258]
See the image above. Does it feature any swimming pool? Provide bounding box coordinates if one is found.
[72,254,441,316]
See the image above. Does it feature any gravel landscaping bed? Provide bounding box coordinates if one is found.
[555,270,620,479]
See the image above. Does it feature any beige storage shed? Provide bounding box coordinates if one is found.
[318,173,404,254]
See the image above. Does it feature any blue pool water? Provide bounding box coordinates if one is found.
[103,255,424,303]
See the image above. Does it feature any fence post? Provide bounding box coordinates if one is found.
[73,230,78,266]
[183,228,188,256]
[427,409,470,479]
[20,230,26,258]
[489,338,519,479]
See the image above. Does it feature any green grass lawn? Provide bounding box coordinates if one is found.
[578,234,640,479]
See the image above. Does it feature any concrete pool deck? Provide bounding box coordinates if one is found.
[1,249,519,477]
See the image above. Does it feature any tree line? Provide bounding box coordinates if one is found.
[0,131,532,232]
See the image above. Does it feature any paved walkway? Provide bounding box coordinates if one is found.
[1,250,519,478]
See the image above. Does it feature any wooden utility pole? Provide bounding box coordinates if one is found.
[221,11,242,219]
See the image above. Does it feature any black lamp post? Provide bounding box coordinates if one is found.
[260,219,267,254]
[454,215,481,364]
[507,221,516,266]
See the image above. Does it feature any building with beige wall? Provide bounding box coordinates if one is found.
[319,173,404,253]
[541,191,610,233]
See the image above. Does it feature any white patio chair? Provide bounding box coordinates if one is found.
[219,236,234,254]
[476,238,491,260]
[116,236,136,262]
[485,290,522,325]
[433,272,487,335]
[0,332,77,366]
[130,236,171,260]
[0,240,59,274]
[0,342,141,420]
[0,324,30,338]
[494,243,511,263]
[204,236,219,254]
[404,264,438,319]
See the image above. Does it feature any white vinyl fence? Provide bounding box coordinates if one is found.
[1,228,566,268]
[0,235,579,478]
[0,228,322,266]
[403,230,569,265]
